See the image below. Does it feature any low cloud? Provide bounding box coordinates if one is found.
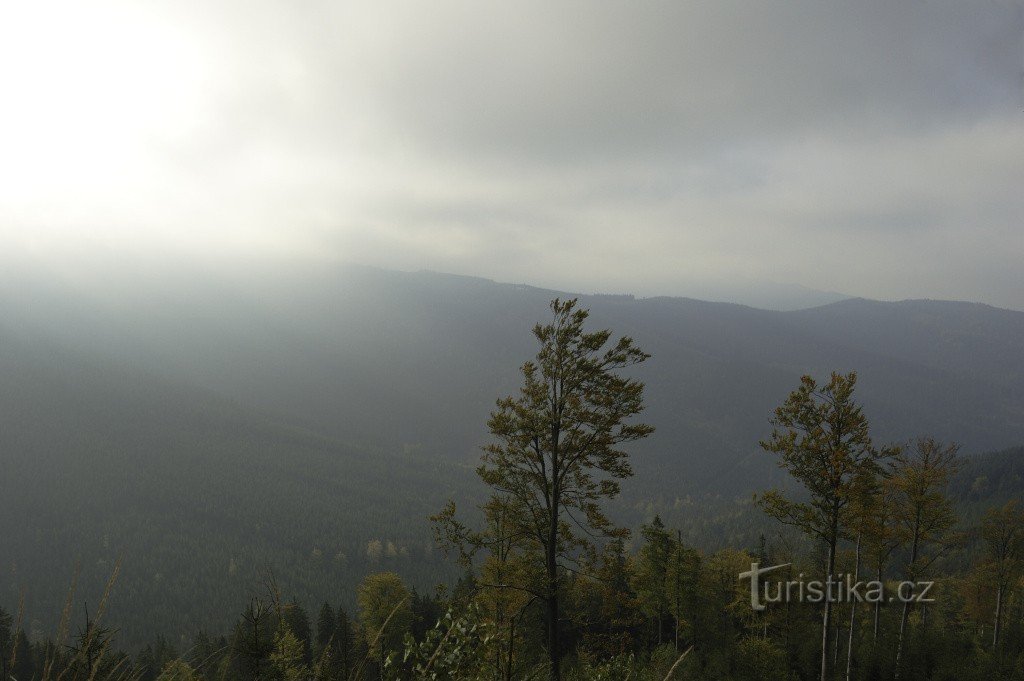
[1,0,1021,307]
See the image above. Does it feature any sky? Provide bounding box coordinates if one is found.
[1,1,1022,308]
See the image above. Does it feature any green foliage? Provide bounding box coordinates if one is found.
[633,516,675,646]
[890,438,962,581]
[158,659,198,681]
[269,623,309,681]
[315,602,335,656]
[757,372,890,547]
[566,651,644,681]
[400,603,496,680]
[438,298,654,679]
[733,636,789,680]
[477,298,653,554]
[757,372,892,681]
[356,572,413,664]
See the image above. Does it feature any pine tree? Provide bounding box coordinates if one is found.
[281,603,312,666]
[633,515,674,647]
[335,607,355,680]
[269,623,309,681]
[315,602,335,661]
[0,607,11,681]
[233,598,273,680]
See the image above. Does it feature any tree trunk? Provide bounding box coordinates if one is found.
[873,564,882,645]
[895,599,910,680]
[894,510,923,681]
[821,535,837,681]
[846,533,861,681]
[505,609,516,681]
[834,622,841,668]
[546,503,560,680]
[993,584,1003,650]
[786,565,793,654]
[675,531,682,652]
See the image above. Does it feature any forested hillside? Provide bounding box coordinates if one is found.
[0,329,469,645]
[1,263,1023,656]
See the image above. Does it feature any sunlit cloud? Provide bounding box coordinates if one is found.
[0,0,1021,308]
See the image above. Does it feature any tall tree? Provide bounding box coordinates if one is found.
[233,598,274,681]
[0,607,11,681]
[356,572,413,677]
[842,467,888,681]
[281,603,312,666]
[757,372,890,681]
[633,515,674,647]
[861,475,901,645]
[442,298,653,680]
[269,622,309,681]
[314,602,335,662]
[890,437,961,679]
[575,537,643,660]
[980,500,1024,651]
[334,607,355,680]
[433,496,541,680]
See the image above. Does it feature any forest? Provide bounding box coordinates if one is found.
[2,298,1023,681]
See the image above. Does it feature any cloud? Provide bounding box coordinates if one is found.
[0,0,1021,308]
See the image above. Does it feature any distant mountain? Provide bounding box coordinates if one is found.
[3,260,1022,493]
[654,278,851,310]
[1,260,1021,645]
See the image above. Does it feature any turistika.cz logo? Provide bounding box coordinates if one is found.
[738,562,935,612]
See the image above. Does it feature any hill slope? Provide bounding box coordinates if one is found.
[1,261,1022,645]
[0,327,465,646]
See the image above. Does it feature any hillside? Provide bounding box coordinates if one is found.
[0,328,467,646]
[1,261,1022,646]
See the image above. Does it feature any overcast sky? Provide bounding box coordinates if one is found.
[1,1,1022,308]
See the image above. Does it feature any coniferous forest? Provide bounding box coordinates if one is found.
[3,299,1023,681]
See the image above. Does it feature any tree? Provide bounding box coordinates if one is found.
[356,572,413,676]
[860,473,901,644]
[633,515,674,647]
[160,658,199,680]
[269,622,309,681]
[335,606,355,679]
[137,635,178,681]
[0,607,11,681]
[890,437,961,679]
[574,537,643,660]
[315,602,335,661]
[980,500,1024,650]
[842,467,885,681]
[410,588,444,642]
[233,598,274,681]
[401,602,497,681]
[280,603,312,667]
[438,298,653,680]
[757,372,891,681]
[66,608,118,681]
[433,496,538,680]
